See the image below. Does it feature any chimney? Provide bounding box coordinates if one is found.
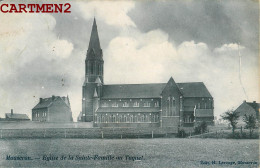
[39,98,43,103]
[243,100,246,103]
[52,95,55,101]
[11,109,13,115]
[253,101,256,103]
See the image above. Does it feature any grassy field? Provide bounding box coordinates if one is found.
[0,121,93,129]
[0,138,258,168]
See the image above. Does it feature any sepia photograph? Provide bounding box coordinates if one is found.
[0,0,259,167]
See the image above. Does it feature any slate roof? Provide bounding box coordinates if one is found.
[102,83,166,99]
[32,96,70,110]
[102,82,212,99]
[33,97,53,109]
[177,82,212,98]
[235,101,259,118]
[247,102,260,112]
[5,113,30,120]
[96,107,160,113]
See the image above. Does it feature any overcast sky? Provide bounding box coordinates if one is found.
[0,0,258,121]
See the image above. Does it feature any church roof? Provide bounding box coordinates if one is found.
[102,83,166,99]
[96,107,160,113]
[177,82,212,98]
[102,82,212,99]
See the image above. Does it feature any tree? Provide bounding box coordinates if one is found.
[243,114,256,138]
[221,110,240,135]
[194,121,208,134]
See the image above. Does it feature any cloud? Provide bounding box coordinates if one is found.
[48,40,74,59]
[129,0,258,52]
[214,43,245,53]
[76,1,136,27]
[0,10,74,118]
[0,11,73,75]
[105,28,177,83]
[0,1,258,122]
[105,26,258,117]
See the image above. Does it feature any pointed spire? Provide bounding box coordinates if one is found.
[87,18,101,57]
[93,88,98,98]
[67,94,71,106]
[95,76,102,85]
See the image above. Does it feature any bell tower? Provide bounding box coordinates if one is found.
[85,18,104,83]
[82,18,104,122]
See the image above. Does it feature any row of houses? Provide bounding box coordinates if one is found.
[1,99,258,125]
[1,95,73,122]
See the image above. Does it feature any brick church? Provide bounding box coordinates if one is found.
[82,18,214,129]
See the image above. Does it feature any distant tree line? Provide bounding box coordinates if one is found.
[221,109,258,138]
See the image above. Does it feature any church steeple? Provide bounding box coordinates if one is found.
[82,18,104,122]
[87,18,102,60]
[85,18,104,83]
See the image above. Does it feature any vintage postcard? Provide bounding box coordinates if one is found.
[0,0,259,167]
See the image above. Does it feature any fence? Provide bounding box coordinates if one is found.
[0,127,178,139]
[188,128,259,139]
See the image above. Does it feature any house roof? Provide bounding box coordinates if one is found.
[5,113,30,120]
[96,107,160,113]
[234,101,260,118]
[32,96,70,110]
[247,102,260,112]
[101,82,212,99]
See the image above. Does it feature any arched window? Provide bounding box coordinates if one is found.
[172,97,175,116]
[133,102,139,107]
[167,97,170,116]
[152,115,155,122]
[123,102,129,107]
[190,115,194,123]
[144,102,150,107]
[111,115,115,123]
[155,114,158,122]
[102,115,105,123]
[119,115,122,123]
[102,102,108,107]
[97,64,100,75]
[106,114,109,123]
[107,115,110,122]
[154,101,159,107]
[86,61,90,74]
[141,115,144,122]
[130,115,133,123]
[134,115,137,122]
[91,63,94,74]
[112,102,118,107]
